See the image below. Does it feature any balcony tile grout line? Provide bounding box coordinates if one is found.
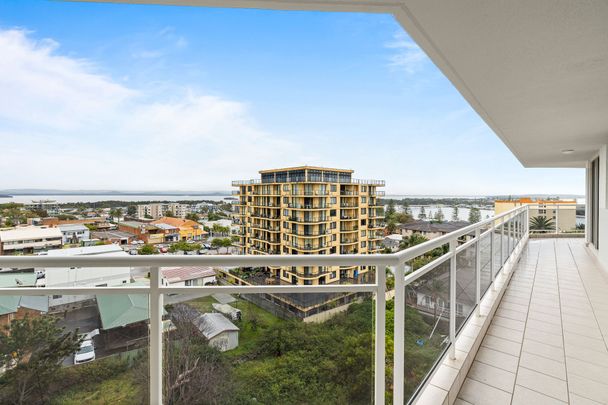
[509,241,540,405]
[553,239,570,404]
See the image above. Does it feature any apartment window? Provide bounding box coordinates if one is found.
[361,241,366,248]
[332,234,336,241]
[330,209,336,217]
[361,219,366,226]
[283,197,288,204]
[361,230,366,237]
[330,272,336,279]
[331,184,337,192]
[330,222,336,229]
[52,295,62,299]
[282,270,287,278]
[304,280,312,285]
[361,196,367,203]
[361,208,367,215]
[283,184,289,191]
[283,209,289,216]
[331,197,336,204]
[362,186,367,192]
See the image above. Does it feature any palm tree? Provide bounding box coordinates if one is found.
[530,216,555,231]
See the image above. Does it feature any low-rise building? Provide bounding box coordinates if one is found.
[41,244,131,309]
[0,273,48,329]
[90,230,135,245]
[383,234,403,252]
[0,226,63,255]
[193,312,239,352]
[494,198,577,232]
[58,224,91,244]
[137,203,192,220]
[118,221,165,244]
[25,200,60,215]
[398,220,471,240]
[151,217,206,241]
[161,266,216,286]
[153,223,180,242]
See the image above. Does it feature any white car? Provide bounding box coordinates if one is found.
[74,339,95,364]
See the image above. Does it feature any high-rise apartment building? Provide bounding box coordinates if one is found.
[232,166,385,286]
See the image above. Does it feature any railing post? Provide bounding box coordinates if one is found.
[375,263,386,405]
[449,239,457,360]
[490,220,496,291]
[500,216,504,268]
[475,228,481,316]
[393,262,406,405]
[149,266,163,405]
[555,204,559,234]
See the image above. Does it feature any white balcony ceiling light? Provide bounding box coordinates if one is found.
[76,0,608,168]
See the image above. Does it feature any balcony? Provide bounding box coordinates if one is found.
[0,205,590,405]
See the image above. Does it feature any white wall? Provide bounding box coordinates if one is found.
[591,145,608,270]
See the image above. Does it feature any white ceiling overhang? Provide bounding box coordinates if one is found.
[75,0,608,168]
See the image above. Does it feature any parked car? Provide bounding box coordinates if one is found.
[74,340,95,364]
[129,250,138,255]
[159,247,168,253]
[202,243,211,249]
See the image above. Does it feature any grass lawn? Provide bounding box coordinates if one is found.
[50,369,141,405]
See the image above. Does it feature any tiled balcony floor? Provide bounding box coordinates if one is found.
[457,238,608,404]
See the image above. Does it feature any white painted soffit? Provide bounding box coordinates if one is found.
[73,0,608,168]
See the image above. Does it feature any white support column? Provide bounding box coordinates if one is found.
[375,263,386,405]
[149,266,163,405]
[449,239,457,360]
[555,204,560,234]
[393,262,406,405]
[475,228,481,316]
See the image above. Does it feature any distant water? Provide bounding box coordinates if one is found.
[0,194,233,204]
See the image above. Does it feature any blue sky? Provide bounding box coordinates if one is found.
[0,0,584,195]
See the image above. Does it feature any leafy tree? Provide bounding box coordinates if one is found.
[400,234,429,250]
[211,224,230,236]
[185,212,200,222]
[433,208,445,223]
[451,205,459,221]
[138,244,157,255]
[386,200,396,219]
[168,241,201,253]
[164,210,175,218]
[109,208,123,223]
[387,219,397,234]
[0,316,81,404]
[468,207,481,223]
[418,206,427,220]
[530,216,555,231]
[394,212,413,224]
[401,200,411,215]
[127,205,137,217]
[211,237,232,253]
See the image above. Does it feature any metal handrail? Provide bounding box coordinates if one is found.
[0,204,531,405]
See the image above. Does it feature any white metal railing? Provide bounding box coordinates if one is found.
[0,205,531,405]
[526,203,584,235]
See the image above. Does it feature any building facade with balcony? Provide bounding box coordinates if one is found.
[495,198,578,233]
[136,203,192,220]
[232,166,385,286]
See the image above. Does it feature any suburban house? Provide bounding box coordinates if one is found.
[151,217,206,241]
[0,226,63,255]
[398,220,471,241]
[58,224,91,244]
[161,266,216,287]
[41,244,132,309]
[382,234,403,252]
[193,312,239,352]
[0,273,48,329]
[118,221,165,244]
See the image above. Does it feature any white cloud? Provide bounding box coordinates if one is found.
[385,30,429,74]
[0,28,300,190]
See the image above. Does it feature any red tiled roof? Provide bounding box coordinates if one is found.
[161,266,215,283]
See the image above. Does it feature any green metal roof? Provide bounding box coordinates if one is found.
[96,293,150,330]
[0,273,36,288]
[0,296,20,316]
